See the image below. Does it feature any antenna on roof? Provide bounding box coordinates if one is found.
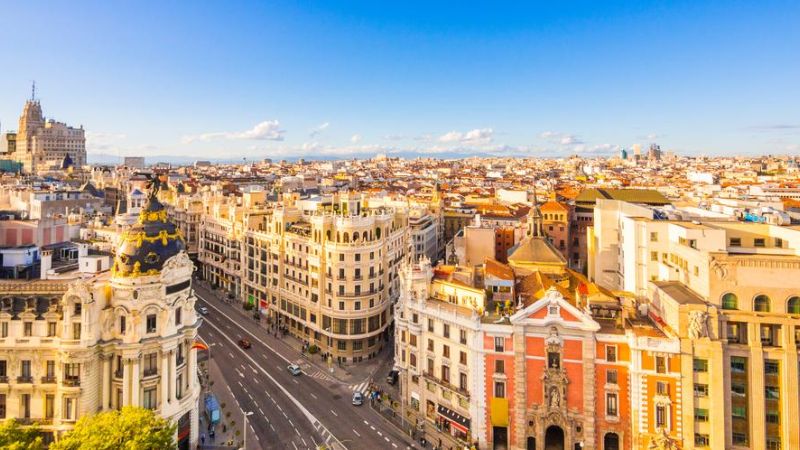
[31,80,36,101]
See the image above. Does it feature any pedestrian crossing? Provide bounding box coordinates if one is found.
[349,381,370,395]
[306,369,338,384]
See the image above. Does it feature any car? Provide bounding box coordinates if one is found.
[287,364,302,376]
[386,369,399,385]
[198,306,209,315]
[238,339,252,349]
[351,392,364,406]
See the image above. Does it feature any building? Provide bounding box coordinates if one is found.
[590,198,800,449]
[123,157,146,169]
[12,96,86,173]
[0,190,200,448]
[409,206,443,264]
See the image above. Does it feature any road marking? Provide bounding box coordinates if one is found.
[377,431,383,436]
[301,437,307,446]
[237,381,242,387]
[353,429,361,437]
[370,425,376,431]
[201,314,345,448]
[276,364,283,371]
[259,408,264,415]
[292,378,298,384]
[228,352,234,358]
[309,393,317,399]
[270,423,275,432]
[385,437,390,442]
[330,409,338,417]
[294,426,300,436]
[250,424,255,433]
[292,442,298,450]
[283,411,288,419]
[392,443,397,448]
[363,420,368,425]
[254,378,260,384]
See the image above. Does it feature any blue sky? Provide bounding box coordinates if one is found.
[0,1,798,160]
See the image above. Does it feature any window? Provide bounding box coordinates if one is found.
[21,360,31,378]
[754,295,771,312]
[459,351,467,365]
[694,408,709,422]
[732,406,747,419]
[46,361,55,378]
[656,381,669,395]
[764,360,780,375]
[176,374,183,400]
[143,388,157,410]
[1,322,6,338]
[606,369,617,384]
[650,232,658,242]
[693,358,708,373]
[754,238,765,247]
[143,353,158,376]
[655,405,668,428]
[459,372,467,391]
[175,307,182,325]
[606,393,618,417]
[23,322,32,337]
[494,381,505,398]
[721,293,738,310]
[45,394,54,419]
[731,356,747,373]
[732,432,747,445]
[605,345,617,362]
[427,358,434,375]
[650,251,658,261]
[767,438,781,450]
[729,237,741,247]
[694,434,710,447]
[460,329,467,345]
[765,386,780,400]
[64,363,80,382]
[120,316,126,334]
[20,394,30,419]
[427,339,434,351]
[655,356,666,373]
[788,296,800,314]
[694,384,708,397]
[443,324,450,338]
[731,383,746,396]
[428,319,434,332]
[146,314,156,333]
[442,345,450,359]
[0,394,5,418]
[409,334,417,347]
[47,322,56,337]
[494,337,504,352]
[440,365,449,383]
[495,360,505,374]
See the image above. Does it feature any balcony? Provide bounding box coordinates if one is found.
[63,378,81,387]
[422,372,470,399]
[40,376,57,384]
[17,375,33,383]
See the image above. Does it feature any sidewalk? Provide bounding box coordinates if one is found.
[194,280,392,385]
[198,355,244,450]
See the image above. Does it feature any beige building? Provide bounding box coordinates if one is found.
[590,199,800,450]
[0,191,201,448]
[13,98,86,173]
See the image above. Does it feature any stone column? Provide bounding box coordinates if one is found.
[131,358,141,407]
[169,349,176,401]
[122,359,131,406]
[101,355,111,410]
[161,351,170,407]
[781,323,799,449]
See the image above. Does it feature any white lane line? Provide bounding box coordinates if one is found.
[330,409,338,417]
[254,378,260,384]
[310,393,317,400]
[270,423,276,432]
[259,407,264,415]
[370,425,376,431]
[377,431,383,436]
[228,352,234,358]
[392,443,398,448]
[301,437,307,446]
[276,404,282,412]
[292,442,298,450]
[292,378,298,384]
[363,420,368,425]
[249,424,255,433]
[201,315,344,448]
[282,411,288,419]
[384,437,390,442]
[353,429,361,437]
[199,296,291,364]
[276,364,283,371]
[237,381,242,387]
[288,419,294,427]
[294,426,300,436]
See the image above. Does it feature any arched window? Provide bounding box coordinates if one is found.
[326,230,331,241]
[353,232,360,241]
[375,227,382,239]
[721,293,738,310]
[754,295,771,312]
[787,296,800,314]
[604,433,620,450]
[343,232,350,243]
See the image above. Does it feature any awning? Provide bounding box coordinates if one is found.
[411,392,420,401]
[490,398,509,427]
[437,404,470,429]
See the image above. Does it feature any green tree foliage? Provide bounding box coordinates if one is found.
[0,419,44,450]
[51,407,176,450]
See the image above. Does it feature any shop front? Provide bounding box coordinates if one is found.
[436,404,471,443]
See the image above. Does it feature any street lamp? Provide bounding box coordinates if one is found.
[242,411,253,450]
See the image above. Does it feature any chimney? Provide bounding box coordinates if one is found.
[41,249,52,280]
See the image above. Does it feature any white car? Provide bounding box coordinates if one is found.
[287,364,302,376]
[198,306,209,315]
[352,392,364,406]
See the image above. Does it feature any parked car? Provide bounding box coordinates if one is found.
[287,364,302,376]
[386,369,399,385]
[351,392,364,406]
[198,306,209,315]
[238,339,252,349]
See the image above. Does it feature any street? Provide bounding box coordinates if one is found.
[195,284,419,450]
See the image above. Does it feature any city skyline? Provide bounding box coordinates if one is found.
[0,1,798,161]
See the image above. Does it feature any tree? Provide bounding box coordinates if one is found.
[51,407,176,450]
[0,419,44,450]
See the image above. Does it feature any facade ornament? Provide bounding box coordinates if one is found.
[687,310,709,339]
[709,257,730,281]
[648,428,678,450]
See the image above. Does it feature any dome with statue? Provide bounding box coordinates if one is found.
[112,180,185,277]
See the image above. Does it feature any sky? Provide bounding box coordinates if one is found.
[0,1,798,161]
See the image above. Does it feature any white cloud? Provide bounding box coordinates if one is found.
[350,134,362,143]
[85,131,128,153]
[182,120,285,144]
[437,128,494,145]
[309,122,330,138]
[539,131,583,146]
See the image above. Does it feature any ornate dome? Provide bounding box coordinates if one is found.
[112,190,184,278]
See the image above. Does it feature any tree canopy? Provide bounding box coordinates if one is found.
[0,420,44,450]
[51,407,176,450]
